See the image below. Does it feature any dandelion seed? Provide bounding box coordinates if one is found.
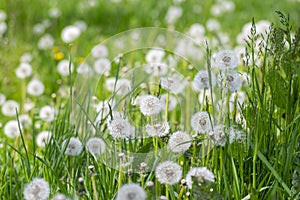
[62,137,83,156]
[38,34,54,50]
[165,6,182,25]
[209,125,226,146]
[36,131,52,147]
[93,58,111,74]
[23,178,50,200]
[215,50,239,70]
[116,183,146,200]
[20,53,33,63]
[191,112,212,134]
[74,20,87,32]
[107,117,134,139]
[27,79,45,96]
[105,78,132,96]
[186,167,215,189]
[206,18,220,32]
[168,131,192,153]
[155,161,182,185]
[1,100,19,117]
[160,94,177,111]
[140,95,162,116]
[33,23,45,35]
[57,59,74,76]
[4,120,22,138]
[39,105,55,122]
[145,122,170,137]
[85,137,106,156]
[48,8,61,18]
[160,74,187,94]
[218,70,242,92]
[193,70,216,90]
[61,25,81,43]
[91,44,108,58]
[15,63,32,79]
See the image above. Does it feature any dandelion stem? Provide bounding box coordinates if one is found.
[91,174,98,200]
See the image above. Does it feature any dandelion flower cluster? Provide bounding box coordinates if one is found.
[185,167,215,189]
[168,131,192,153]
[155,161,182,185]
[62,137,83,156]
[23,178,50,200]
[116,183,146,200]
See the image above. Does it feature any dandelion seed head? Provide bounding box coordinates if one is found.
[160,94,177,111]
[218,71,242,92]
[36,131,51,147]
[215,50,239,70]
[4,120,22,138]
[61,25,81,43]
[27,79,45,96]
[38,34,54,50]
[107,117,134,139]
[155,161,182,185]
[19,114,32,128]
[0,93,6,105]
[116,183,146,200]
[145,122,170,137]
[39,105,55,122]
[145,49,165,64]
[165,6,182,25]
[209,125,226,146]
[1,100,19,117]
[140,95,162,116]
[86,137,106,156]
[91,44,108,58]
[160,74,187,94]
[145,62,168,76]
[51,193,69,200]
[93,58,111,74]
[193,70,216,90]
[186,167,215,189]
[191,112,212,134]
[23,178,50,200]
[15,63,32,79]
[168,131,192,153]
[57,59,74,76]
[62,137,83,156]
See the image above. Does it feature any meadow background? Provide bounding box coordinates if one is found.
[0,0,300,199]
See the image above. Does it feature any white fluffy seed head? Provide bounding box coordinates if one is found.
[93,58,111,74]
[27,79,45,96]
[193,70,216,90]
[209,125,227,146]
[186,167,215,189]
[23,178,50,200]
[116,183,146,200]
[57,59,74,76]
[85,137,106,156]
[15,63,32,79]
[218,71,242,92]
[191,111,212,134]
[145,122,170,137]
[4,120,22,138]
[62,137,83,156]
[39,105,55,122]
[61,25,81,43]
[155,161,182,185]
[140,95,162,116]
[168,131,192,153]
[214,50,239,70]
[36,131,52,147]
[1,100,19,117]
[107,117,134,139]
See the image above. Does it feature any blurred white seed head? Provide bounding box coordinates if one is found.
[1,100,19,117]
[36,131,52,147]
[4,120,22,138]
[38,34,54,50]
[92,44,108,58]
[51,193,70,200]
[57,59,74,76]
[93,58,111,74]
[0,93,6,105]
[160,74,187,94]
[218,70,242,92]
[186,167,215,189]
[214,50,239,70]
[39,105,55,122]
[61,25,81,43]
[160,94,177,111]
[62,137,83,156]
[19,114,32,129]
[85,137,106,156]
[116,183,146,200]
[193,70,216,90]
[27,79,45,96]
[15,63,32,79]
[107,117,134,139]
[209,125,226,146]
[23,178,50,200]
